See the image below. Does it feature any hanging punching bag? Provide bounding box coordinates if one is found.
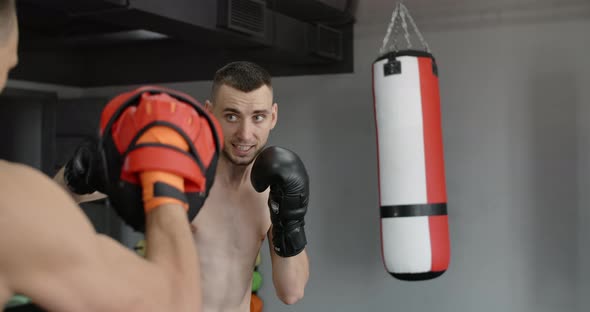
[372,3,450,281]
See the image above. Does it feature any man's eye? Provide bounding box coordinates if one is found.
[254,115,265,122]
[225,114,237,122]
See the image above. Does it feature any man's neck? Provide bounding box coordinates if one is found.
[216,156,252,189]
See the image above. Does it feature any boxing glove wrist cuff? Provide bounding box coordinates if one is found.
[272,220,307,257]
[64,160,95,195]
[141,171,189,213]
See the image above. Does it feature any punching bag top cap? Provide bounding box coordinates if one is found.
[375,49,435,63]
[375,49,438,78]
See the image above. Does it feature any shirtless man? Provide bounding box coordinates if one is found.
[0,1,218,310]
[62,61,312,312]
[195,61,310,311]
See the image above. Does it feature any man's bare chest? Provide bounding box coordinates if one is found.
[191,189,271,256]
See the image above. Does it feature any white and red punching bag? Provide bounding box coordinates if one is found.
[372,49,451,281]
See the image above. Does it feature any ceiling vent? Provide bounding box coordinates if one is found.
[308,23,343,61]
[218,0,267,37]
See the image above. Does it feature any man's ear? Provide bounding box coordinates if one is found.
[205,100,213,113]
[271,102,278,130]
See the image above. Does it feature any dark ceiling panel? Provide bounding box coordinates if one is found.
[11,0,355,87]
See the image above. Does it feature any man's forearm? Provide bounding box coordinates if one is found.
[53,166,106,204]
[269,229,310,305]
[144,204,201,305]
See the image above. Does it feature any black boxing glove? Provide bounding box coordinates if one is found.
[64,138,105,195]
[251,146,309,257]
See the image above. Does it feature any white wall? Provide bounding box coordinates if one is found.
[86,14,590,310]
[85,13,590,312]
[7,1,590,311]
[233,14,589,311]
[257,11,590,312]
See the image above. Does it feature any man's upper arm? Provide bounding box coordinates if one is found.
[12,233,169,312]
[0,163,165,312]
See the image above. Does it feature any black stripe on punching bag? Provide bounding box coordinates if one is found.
[380,203,447,218]
[391,271,446,281]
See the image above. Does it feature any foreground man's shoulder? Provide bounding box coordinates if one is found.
[0,160,45,178]
[0,160,56,191]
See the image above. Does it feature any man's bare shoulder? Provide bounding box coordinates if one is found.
[0,160,72,207]
[0,160,52,187]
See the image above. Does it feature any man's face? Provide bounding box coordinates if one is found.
[207,84,277,166]
[0,15,18,92]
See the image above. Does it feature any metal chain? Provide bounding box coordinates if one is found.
[391,13,400,52]
[379,3,400,55]
[401,3,430,53]
[379,2,431,55]
[400,4,412,49]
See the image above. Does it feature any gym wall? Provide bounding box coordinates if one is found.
[84,13,590,312]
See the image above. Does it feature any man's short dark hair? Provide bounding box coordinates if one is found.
[0,0,15,44]
[210,61,272,101]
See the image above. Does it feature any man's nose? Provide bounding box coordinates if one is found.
[235,120,254,141]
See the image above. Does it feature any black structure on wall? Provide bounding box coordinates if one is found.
[0,88,57,175]
[10,0,356,87]
[0,90,123,243]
